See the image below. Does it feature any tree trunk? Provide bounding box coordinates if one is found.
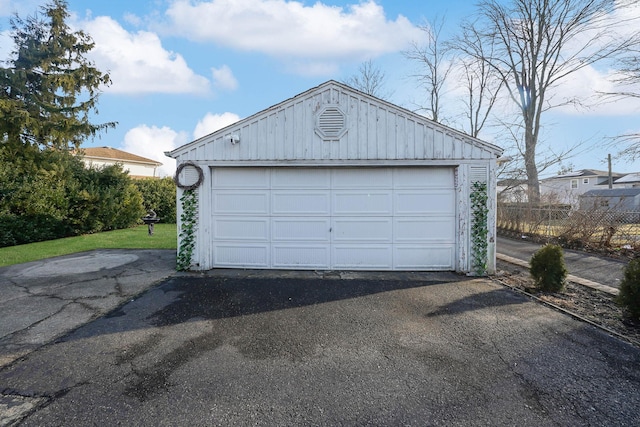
[524,131,540,204]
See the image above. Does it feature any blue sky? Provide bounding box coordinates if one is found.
[1,0,639,177]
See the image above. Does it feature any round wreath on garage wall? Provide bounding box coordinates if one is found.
[174,161,204,190]
[174,161,203,271]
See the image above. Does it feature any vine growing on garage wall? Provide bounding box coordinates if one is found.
[177,189,197,271]
[470,181,489,276]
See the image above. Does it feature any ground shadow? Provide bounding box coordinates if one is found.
[60,272,528,346]
[426,288,527,317]
[124,274,461,327]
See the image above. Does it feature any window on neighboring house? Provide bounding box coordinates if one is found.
[583,178,589,184]
[571,179,578,189]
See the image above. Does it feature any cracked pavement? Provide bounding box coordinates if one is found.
[0,249,176,368]
[1,264,640,426]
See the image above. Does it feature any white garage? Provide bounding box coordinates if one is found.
[168,81,502,273]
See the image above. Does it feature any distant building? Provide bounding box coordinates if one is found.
[540,169,624,207]
[580,188,640,213]
[79,147,162,179]
[613,173,640,188]
[497,178,528,203]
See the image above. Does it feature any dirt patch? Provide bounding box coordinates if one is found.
[493,260,640,347]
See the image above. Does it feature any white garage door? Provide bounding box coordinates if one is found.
[211,167,456,270]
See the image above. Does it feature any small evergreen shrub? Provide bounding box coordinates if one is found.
[617,258,640,320]
[529,244,568,292]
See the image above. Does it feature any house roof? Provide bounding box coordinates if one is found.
[581,188,640,198]
[542,169,624,181]
[614,172,640,184]
[80,147,162,166]
[168,80,503,161]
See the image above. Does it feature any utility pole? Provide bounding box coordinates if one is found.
[608,154,613,189]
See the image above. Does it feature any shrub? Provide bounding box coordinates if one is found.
[0,149,145,247]
[529,244,568,292]
[617,258,640,320]
[66,164,145,234]
[0,214,69,246]
[134,177,177,223]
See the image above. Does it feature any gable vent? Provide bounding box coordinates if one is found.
[470,165,488,184]
[315,106,347,140]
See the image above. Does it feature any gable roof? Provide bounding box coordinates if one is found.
[542,169,624,181]
[581,188,640,198]
[80,147,162,166]
[614,172,640,184]
[168,80,503,163]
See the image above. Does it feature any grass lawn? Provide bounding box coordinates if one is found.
[0,223,177,267]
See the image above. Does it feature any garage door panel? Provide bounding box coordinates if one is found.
[333,191,392,215]
[332,168,392,188]
[214,218,269,241]
[214,244,269,267]
[394,218,455,243]
[272,245,330,268]
[272,169,330,188]
[214,192,269,215]
[272,218,330,242]
[394,245,454,269]
[394,190,455,215]
[332,245,393,269]
[272,191,330,215]
[332,218,392,242]
[211,167,457,271]
[394,167,453,188]
[213,168,269,189]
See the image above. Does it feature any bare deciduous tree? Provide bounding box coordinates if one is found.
[458,0,637,203]
[404,17,454,123]
[606,41,640,159]
[494,115,585,201]
[343,59,390,100]
[450,24,504,138]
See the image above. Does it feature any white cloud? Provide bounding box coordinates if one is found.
[546,1,640,116]
[211,65,238,91]
[550,66,632,116]
[0,29,12,61]
[80,16,210,95]
[121,125,189,177]
[162,0,421,73]
[0,0,41,17]
[123,12,143,27]
[193,112,241,140]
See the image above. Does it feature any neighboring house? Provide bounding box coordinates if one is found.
[497,178,528,203]
[613,172,640,188]
[540,169,624,207]
[80,147,162,179]
[579,188,640,212]
[167,80,503,274]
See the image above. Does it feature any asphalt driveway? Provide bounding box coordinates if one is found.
[1,269,639,426]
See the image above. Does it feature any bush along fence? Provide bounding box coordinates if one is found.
[497,202,640,251]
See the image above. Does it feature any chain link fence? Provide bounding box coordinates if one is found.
[497,203,640,249]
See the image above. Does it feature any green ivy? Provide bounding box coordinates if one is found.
[177,189,197,271]
[470,181,489,275]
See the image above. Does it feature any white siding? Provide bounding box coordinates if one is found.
[83,159,158,178]
[172,81,501,164]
